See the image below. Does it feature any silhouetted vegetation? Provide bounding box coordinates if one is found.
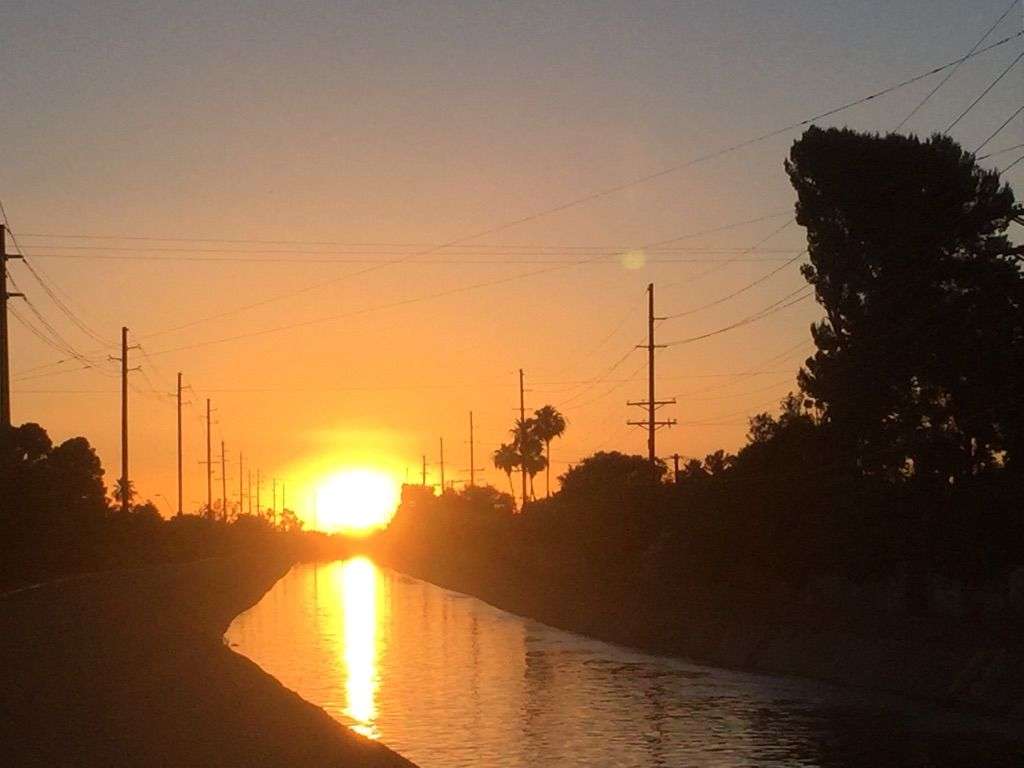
[492,404,567,508]
[0,422,357,589]
[386,128,1024,633]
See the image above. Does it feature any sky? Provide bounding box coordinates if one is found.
[2,0,1022,523]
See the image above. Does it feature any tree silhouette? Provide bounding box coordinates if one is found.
[112,478,136,509]
[492,443,520,504]
[279,508,304,532]
[702,449,734,477]
[532,405,567,497]
[1,424,109,565]
[513,418,547,501]
[787,126,1024,483]
[679,458,707,481]
[559,451,665,497]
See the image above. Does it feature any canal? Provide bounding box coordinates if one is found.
[225,558,1021,767]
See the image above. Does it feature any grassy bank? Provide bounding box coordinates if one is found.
[0,551,416,768]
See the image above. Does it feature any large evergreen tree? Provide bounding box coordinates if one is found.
[787,127,1024,483]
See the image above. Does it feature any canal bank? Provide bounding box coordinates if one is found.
[380,546,1024,723]
[0,552,415,768]
[229,558,1024,767]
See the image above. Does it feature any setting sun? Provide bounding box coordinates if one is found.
[315,469,400,535]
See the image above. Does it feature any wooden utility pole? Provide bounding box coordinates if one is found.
[439,437,445,491]
[469,411,476,487]
[205,399,213,516]
[111,327,139,513]
[672,453,681,483]
[220,440,227,523]
[247,468,252,516]
[121,327,128,513]
[238,452,244,518]
[0,225,24,430]
[519,368,527,506]
[176,372,183,516]
[421,454,427,487]
[628,283,676,482]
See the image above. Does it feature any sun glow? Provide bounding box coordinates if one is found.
[315,468,400,535]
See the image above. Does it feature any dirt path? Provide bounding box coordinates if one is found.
[0,553,417,767]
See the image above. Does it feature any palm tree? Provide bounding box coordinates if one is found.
[112,478,135,511]
[492,443,520,509]
[513,419,546,502]
[532,405,567,497]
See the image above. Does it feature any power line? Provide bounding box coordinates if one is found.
[659,219,797,290]
[1,223,112,350]
[1000,150,1024,172]
[663,286,814,347]
[19,36,1020,358]
[17,250,801,265]
[945,48,1024,133]
[896,0,1020,130]
[663,251,805,320]
[130,211,797,342]
[979,140,1024,159]
[975,104,1024,153]
[13,212,790,249]
[5,271,110,373]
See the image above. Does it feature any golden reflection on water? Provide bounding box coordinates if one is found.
[336,557,380,738]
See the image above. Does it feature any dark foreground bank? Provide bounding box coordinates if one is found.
[0,552,416,768]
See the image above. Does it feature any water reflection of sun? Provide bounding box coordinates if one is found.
[316,469,399,535]
[338,557,379,738]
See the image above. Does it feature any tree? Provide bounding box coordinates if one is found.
[111,478,136,509]
[460,484,515,516]
[678,458,707,481]
[702,449,734,477]
[280,508,304,532]
[559,451,666,498]
[532,405,567,497]
[787,126,1024,483]
[492,443,520,505]
[1,426,109,547]
[513,418,547,501]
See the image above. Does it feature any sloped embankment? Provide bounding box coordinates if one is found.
[0,552,416,768]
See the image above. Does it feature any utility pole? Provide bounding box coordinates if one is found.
[469,411,477,487]
[220,440,227,523]
[628,283,676,482]
[121,327,129,513]
[205,399,213,517]
[247,468,252,516]
[176,373,183,516]
[238,452,244,518]
[1,225,24,430]
[672,453,681,483]
[422,454,427,487]
[110,327,139,514]
[439,437,445,491]
[519,368,528,506]
[256,468,261,518]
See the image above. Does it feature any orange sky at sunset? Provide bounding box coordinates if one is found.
[3,1,1019,527]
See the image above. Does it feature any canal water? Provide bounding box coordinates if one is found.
[225,558,1021,767]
